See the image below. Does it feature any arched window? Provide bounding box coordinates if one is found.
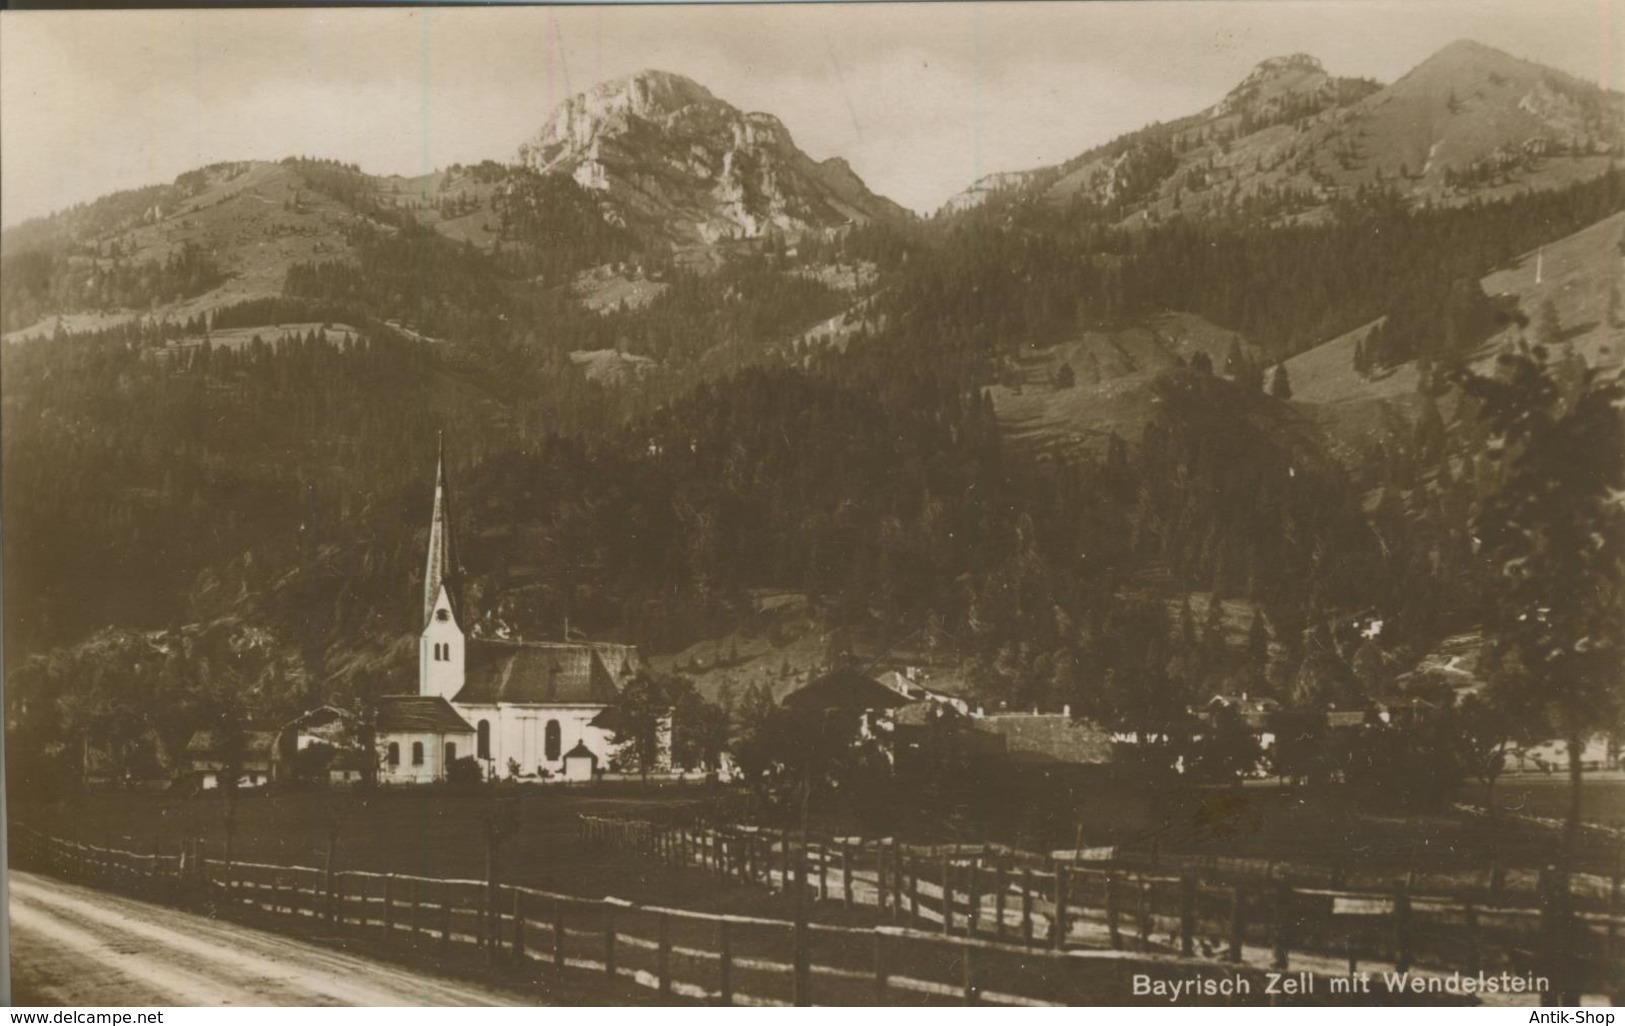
[544,720,562,762]
[445,742,457,764]
[387,742,400,767]
[411,741,424,766]
[477,720,491,760]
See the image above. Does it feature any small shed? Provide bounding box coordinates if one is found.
[561,740,598,782]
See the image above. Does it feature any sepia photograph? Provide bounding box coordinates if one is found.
[1,0,1622,1010]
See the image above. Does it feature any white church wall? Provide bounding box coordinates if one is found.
[456,703,620,779]
[378,730,467,784]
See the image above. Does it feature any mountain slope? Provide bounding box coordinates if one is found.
[943,41,1623,224]
[519,70,910,246]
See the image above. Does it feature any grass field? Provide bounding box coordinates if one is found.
[16,773,1622,910]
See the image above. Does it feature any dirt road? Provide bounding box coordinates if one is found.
[9,871,520,1006]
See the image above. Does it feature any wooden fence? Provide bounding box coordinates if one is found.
[579,814,1625,1003]
[11,824,1420,1007]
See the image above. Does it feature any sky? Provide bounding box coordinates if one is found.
[1,1,1619,226]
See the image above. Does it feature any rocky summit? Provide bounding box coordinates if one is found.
[519,69,908,245]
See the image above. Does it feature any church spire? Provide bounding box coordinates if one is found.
[423,432,459,630]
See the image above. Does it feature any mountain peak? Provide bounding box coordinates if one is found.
[1213,51,1333,119]
[1428,38,1516,64]
[1250,53,1326,77]
[519,70,907,245]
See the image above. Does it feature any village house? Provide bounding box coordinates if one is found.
[179,730,277,792]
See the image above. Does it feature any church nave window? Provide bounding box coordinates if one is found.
[544,719,561,761]
[477,720,490,760]
[445,742,457,764]
[412,741,424,766]
[387,742,400,767]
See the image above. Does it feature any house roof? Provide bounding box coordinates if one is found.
[782,667,912,714]
[973,714,1113,765]
[893,700,962,727]
[185,730,276,758]
[453,640,622,706]
[376,695,476,734]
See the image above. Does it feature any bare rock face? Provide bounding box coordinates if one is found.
[520,70,908,244]
[1212,53,1340,123]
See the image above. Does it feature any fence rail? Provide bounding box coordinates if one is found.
[578,814,1625,1004]
[6,823,1456,1006]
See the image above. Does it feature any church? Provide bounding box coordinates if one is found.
[399,440,663,782]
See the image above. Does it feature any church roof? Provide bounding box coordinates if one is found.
[454,640,621,706]
[376,695,476,734]
[422,435,461,631]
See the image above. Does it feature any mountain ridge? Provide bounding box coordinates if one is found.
[940,39,1624,220]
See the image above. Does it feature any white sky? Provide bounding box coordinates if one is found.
[1,1,1619,225]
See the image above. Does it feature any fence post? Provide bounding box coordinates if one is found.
[967,859,981,937]
[942,854,954,935]
[794,850,811,1007]
[411,878,422,942]
[1271,879,1291,971]
[995,862,1007,941]
[552,900,565,982]
[383,875,395,940]
[892,845,905,923]
[332,874,345,929]
[1227,887,1245,962]
[603,904,617,980]
[1464,902,1479,976]
[1136,877,1152,949]
[962,940,977,1006]
[1052,866,1067,949]
[872,929,888,1003]
[843,846,854,910]
[1105,871,1121,949]
[1539,867,1575,1005]
[657,912,671,998]
[1021,868,1034,946]
[719,919,734,1006]
[781,828,791,893]
[1180,874,1196,956]
[909,857,920,928]
[819,847,829,903]
[441,881,452,951]
[1393,879,1413,973]
[512,889,525,964]
[1607,853,1621,969]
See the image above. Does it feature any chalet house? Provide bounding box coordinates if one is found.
[876,668,971,716]
[277,705,368,784]
[180,730,276,792]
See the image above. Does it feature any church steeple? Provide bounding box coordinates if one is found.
[423,432,459,630]
[420,434,466,701]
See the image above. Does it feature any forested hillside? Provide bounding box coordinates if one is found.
[5,44,1623,793]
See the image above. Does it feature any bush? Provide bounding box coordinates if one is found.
[446,755,485,790]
